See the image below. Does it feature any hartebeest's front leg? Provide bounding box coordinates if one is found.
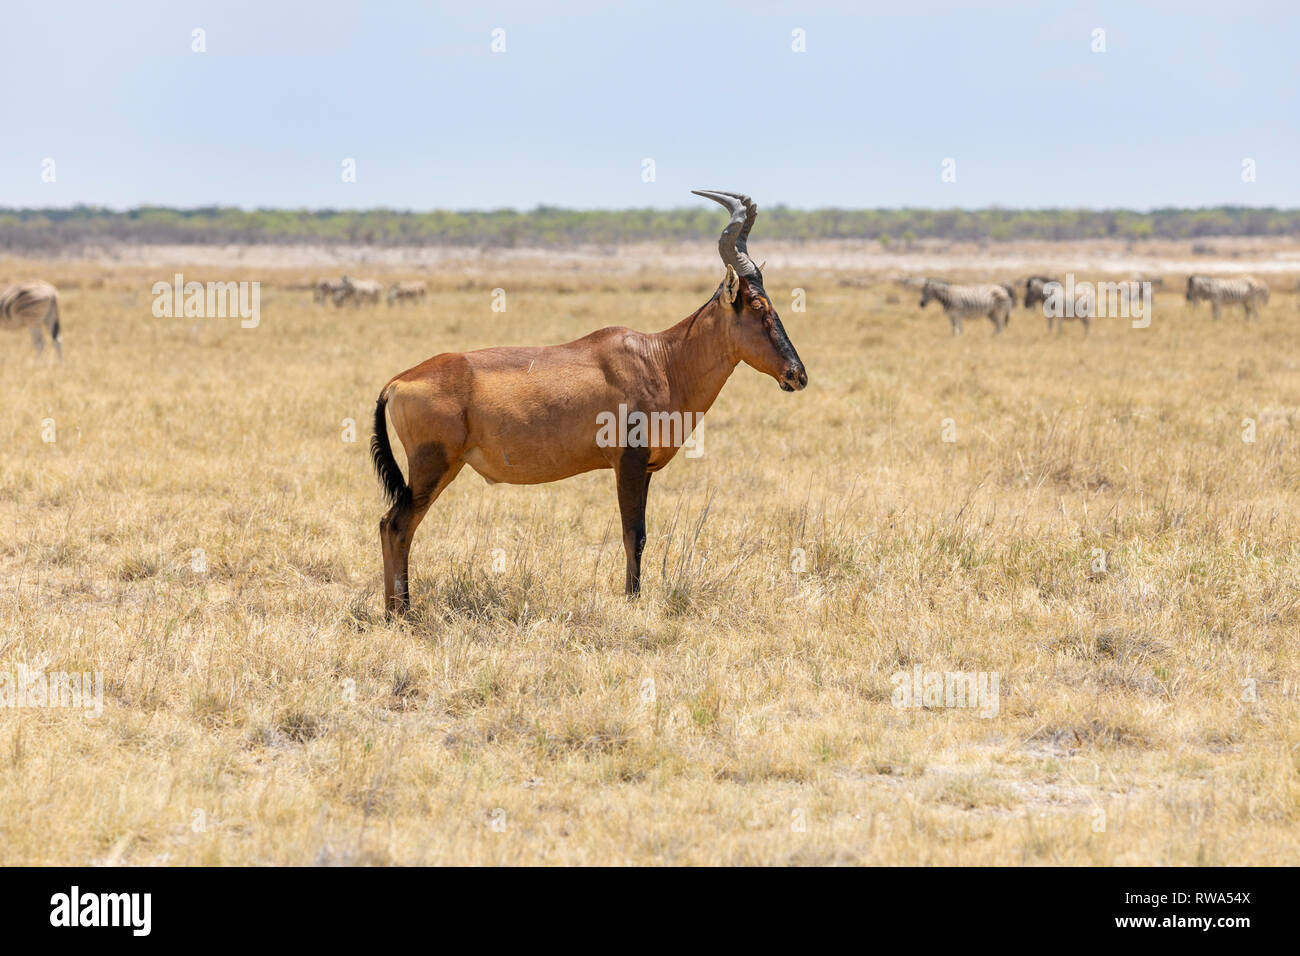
[615,447,651,595]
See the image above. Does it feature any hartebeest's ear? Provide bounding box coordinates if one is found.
[721,264,740,305]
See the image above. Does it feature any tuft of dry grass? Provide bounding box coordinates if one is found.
[0,255,1298,864]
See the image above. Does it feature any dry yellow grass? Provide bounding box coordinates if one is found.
[1,256,1298,865]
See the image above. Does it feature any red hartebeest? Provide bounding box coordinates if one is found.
[371,190,807,617]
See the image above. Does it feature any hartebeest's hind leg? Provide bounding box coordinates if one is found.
[615,447,652,595]
[380,445,463,617]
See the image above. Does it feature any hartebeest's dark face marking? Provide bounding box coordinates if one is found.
[691,189,806,393]
[729,277,807,392]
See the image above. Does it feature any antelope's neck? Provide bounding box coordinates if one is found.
[651,303,738,416]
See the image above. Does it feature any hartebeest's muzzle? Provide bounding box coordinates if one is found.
[780,364,808,392]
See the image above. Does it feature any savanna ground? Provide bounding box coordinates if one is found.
[1,247,1298,865]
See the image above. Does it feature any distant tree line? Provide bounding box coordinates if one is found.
[1,205,1296,251]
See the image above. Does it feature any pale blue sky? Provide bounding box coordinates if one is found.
[1,1,1295,210]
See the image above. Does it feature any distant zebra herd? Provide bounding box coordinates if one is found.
[0,270,1285,358]
[918,274,1271,336]
[314,276,428,308]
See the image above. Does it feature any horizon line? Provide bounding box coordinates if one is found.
[4,203,1299,216]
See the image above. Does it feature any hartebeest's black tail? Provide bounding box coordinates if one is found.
[371,392,411,509]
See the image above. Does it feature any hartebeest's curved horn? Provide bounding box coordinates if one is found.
[692,189,760,278]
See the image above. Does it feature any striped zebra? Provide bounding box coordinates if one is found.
[1024,275,1093,334]
[387,280,428,306]
[919,278,1012,336]
[999,282,1017,308]
[334,275,383,308]
[1,280,62,358]
[1023,275,1056,310]
[1059,284,1095,335]
[1185,274,1269,320]
[314,277,347,305]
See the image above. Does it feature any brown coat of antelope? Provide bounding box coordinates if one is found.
[370,190,807,617]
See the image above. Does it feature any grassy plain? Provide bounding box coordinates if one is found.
[1,252,1298,864]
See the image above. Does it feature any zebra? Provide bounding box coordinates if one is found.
[919,278,1012,336]
[1,280,62,358]
[1023,275,1056,310]
[1185,274,1269,320]
[999,282,1017,308]
[314,277,347,305]
[387,280,428,306]
[334,275,383,308]
[1024,275,1093,334]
